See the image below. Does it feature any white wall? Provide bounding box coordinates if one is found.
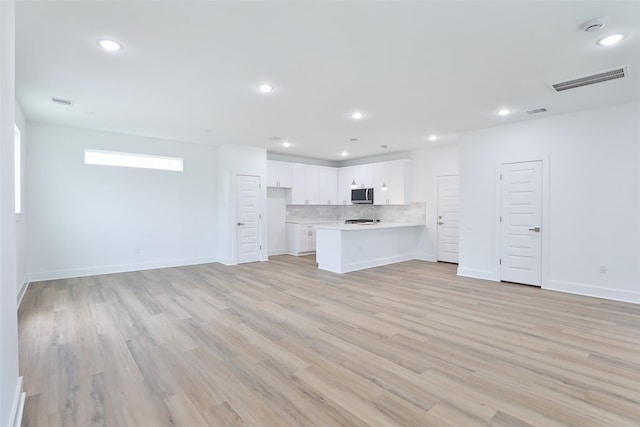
[216,144,268,265]
[458,101,640,303]
[410,144,460,260]
[27,123,218,280]
[0,1,23,425]
[15,101,26,301]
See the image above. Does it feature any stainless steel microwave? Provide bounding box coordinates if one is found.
[351,188,374,204]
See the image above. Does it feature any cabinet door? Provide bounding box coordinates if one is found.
[291,165,320,205]
[352,164,374,189]
[277,163,292,188]
[291,166,306,204]
[318,167,338,205]
[309,227,317,251]
[338,167,354,205]
[299,230,309,252]
[373,163,388,205]
[373,161,412,205]
[267,161,279,187]
[267,160,293,188]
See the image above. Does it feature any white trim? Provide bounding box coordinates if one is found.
[217,257,237,266]
[7,377,25,427]
[267,249,287,256]
[17,278,28,307]
[545,280,639,304]
[457,267,499,281]
[414,252,437,262]
[27,256,217,282]
[325,253,416,274]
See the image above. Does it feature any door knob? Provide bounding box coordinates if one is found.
[237,222,245,226]
[438,222,444,225]
[529,227,541,232]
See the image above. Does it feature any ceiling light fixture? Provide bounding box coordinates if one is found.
[97,39,122,51]
[258,83,274,93]
[350,112,364,120]
[497,109,511,116]
[282,141,291,148]
[341,151,349,156]
[428,135,437,141]
[597,33,626,46]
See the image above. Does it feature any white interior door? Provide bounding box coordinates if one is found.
[500,161,542,285]
[437,175,460,263]
[237,175,261,264]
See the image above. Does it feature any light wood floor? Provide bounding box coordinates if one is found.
[18,256,640,426]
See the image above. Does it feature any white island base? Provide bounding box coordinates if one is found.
[315,223,426,274]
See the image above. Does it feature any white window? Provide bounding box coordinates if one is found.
[84,149,184,172]
[14,124,21,214]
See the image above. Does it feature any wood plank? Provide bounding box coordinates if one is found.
[18,256,640,426]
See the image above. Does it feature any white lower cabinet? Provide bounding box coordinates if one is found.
[286,223,317,255]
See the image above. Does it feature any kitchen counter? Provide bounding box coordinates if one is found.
[316,222,425,231]
[316,222,426,273]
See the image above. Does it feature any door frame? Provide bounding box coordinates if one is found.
[494,154,550,287]
[436,174,460,263]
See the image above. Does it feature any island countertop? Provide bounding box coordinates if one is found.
[315,222,425,231]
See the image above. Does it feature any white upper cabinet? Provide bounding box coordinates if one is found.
[267,160,293,188]
[318,167,338,205]
[373,160,412,205]
[291,164,320,205]
[338,164,374,205]
[272,159,410,205]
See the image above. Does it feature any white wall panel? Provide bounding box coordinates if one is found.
[26,123,218,280]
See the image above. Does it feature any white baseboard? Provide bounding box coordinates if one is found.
[342,253,415,273]
[17,278,29,307]
[414,252,437,262]
[267,248,287,256]
[457,267,499,281]
[28,256,218,282]
[545,279,640,304]
[217,256,237,266]
[8,377,25,427]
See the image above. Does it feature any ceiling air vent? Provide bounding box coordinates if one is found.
[51,97,73,106]
[551,66,627,92]
[527,108,548,114]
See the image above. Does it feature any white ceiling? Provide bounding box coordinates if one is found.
[15,1,640,161]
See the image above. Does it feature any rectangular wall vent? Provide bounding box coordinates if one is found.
[551,66,627,92]
[51,97,72,106]
[527,108,547,114]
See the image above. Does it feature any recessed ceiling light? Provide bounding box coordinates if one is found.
[97,39,122,51]
[258,83,274,93]
[350,112,364,120]
[497,109,511,116]
[341,151,348,156]
[597,33,626,46]
[282,141,291,148]
[428,135,437,141]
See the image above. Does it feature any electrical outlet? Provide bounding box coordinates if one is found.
[599,265,607,274]
[135,247,141,254]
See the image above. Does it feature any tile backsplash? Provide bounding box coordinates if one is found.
[286,202,426,223]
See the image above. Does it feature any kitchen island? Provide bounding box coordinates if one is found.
[315,222,426,273]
